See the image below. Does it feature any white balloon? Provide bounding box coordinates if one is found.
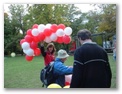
[38,24,46,32]
[11,52,16,57]
[44,36,52,43]
[56,29,64,37]
[65,74,72,83]
[64,27,72,35]
[50,33,57,41]
[26,48,34,56]
[32,28,39,36]
[45,23,52,29]
[21,42,30,50]
[23,49,27,54]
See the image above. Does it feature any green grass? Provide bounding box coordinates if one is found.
[108,54,116,88]
[4,54,116,88]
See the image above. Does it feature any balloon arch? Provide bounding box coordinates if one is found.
[20,23,73,61]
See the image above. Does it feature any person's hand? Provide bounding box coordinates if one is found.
[40,41,44,46]
[68,66,73,68]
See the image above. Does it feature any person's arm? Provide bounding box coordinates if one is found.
[40,42,46,57]
[54,62,73,75]
[70,49,84,88]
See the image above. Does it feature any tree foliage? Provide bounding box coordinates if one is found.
[72,4,116,44]
[98,4,116,33]
[4,4,26,55]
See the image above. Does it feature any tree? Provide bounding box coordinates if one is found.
[69,4,116,48]
[4,4,27,55]
[24,4,75,27]
[97,4,116,39]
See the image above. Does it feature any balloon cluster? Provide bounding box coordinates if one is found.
[20,23,73,61]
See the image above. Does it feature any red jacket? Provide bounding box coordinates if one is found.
[44,51,55,66]
[40,46,55,66]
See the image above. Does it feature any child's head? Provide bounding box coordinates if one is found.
[56,49,69,62]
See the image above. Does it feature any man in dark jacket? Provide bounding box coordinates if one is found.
[53,49,73,87]
[70,29,112,88]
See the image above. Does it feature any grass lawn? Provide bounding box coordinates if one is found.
[4,54,116,88]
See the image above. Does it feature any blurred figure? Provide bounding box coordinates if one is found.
[112,35,116,61]
[113,40,116,61]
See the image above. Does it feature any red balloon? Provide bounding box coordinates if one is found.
[57,24,66,30]
[30,41,38,49]
[56,36,63,44]
[32,24,38,29]
[20,39,26,45]
[38,32,45,41]
[34,48,41,56]
[24,35,33,43]
[26,29,32,36]
[43,28,52,36]
[25,55,33,61]
[63,35,71,44]
[33,36,40,43]
[65,82,70,86]
[50,24,58,33]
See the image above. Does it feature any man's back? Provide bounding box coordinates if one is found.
[70,43,112,88]
[75,43,108,62]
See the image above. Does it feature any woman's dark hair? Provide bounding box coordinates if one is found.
[77,29,91,40]
[46,43,56,54]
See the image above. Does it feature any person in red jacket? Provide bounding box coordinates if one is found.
[40,42,56,66]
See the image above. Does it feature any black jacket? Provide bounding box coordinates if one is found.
[70,43,112,88]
